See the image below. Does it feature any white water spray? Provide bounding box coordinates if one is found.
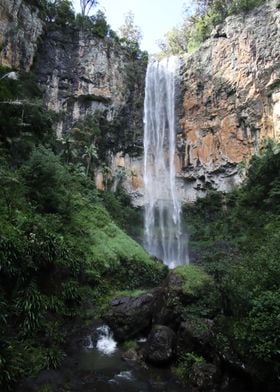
[143,57,188,268]
[96,325,117,355]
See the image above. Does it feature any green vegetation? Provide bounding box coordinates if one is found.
[75,10,111,38]
[159,0,266,55]
[122,339,138,351]
[174,265,213,297]
[34,1,145,58]
[38,0,109,36]
[167,266,218,322]
[0,69,166,390]
[172,352,205,384]
[101,188,144,240]
[181,139,280,386]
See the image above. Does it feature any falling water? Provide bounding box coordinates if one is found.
[143,57,188,268]
[96,325,117,355]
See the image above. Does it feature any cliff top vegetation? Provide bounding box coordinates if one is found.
[25,0,147,59]
[159,0,267,55]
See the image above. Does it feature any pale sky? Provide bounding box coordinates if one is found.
[72,0,188,53]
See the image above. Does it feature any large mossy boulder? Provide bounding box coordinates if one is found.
[155,265,214,329]
[171,265,213,299]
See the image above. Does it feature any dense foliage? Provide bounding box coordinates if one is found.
[159,0,266,55]
[0,69,166,390]
[180,139,280,388]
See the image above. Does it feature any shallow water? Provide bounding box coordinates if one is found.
[78,326,186,392]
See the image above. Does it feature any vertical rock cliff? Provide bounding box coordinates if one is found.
[33,29,146,147]
[0,0,147,194]
[1,1,279,204]
[0,0,43,70]
[32,28,147,190]
[177,0,280,201]
[121,0,280,204]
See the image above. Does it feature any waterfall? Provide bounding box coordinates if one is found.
[143,57,188,268]
[96,325,117,355]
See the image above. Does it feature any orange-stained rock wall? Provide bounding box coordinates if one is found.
[116,2,280,205]
[176,1,280,201]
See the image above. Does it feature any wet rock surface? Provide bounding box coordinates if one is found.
[104,269,258,392]
[144,325,176,365]
[104,291,160,341]
[122,348,139,363]
[189,362,220,392]
[17,320,185,392]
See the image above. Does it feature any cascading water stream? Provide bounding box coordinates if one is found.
[143,57,188,268]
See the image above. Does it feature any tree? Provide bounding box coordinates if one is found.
[83,143,98,177]
[80,0,98,17]
[158,25,189,56]
[45,0,75,26]
[118,11,142,48]
[90,10,109,37]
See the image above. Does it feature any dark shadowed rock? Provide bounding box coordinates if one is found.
[144,325,176,365]
[189,362,220,392]
[122,348,139,362]
[177,318,214,361]
[104,290,161,341]
[153,273,183,330]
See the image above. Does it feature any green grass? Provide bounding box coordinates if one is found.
[174,265,213,296]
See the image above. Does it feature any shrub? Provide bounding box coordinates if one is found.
[21,146,74,215]
[174,265,213,297]
[172,352,205,384]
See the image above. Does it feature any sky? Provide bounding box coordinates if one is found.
[72,0,188,53]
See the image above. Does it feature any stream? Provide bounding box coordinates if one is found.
[18,323,187,392]
[78,324,186,392]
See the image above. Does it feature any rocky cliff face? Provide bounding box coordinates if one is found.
[0,0,43,71]
[177,0,280,201]
[119,0,280,205]
[33,28,146,152]
[0,0,147,193]
[1,1,279,204]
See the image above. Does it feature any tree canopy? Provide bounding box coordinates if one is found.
[118,11,143,47]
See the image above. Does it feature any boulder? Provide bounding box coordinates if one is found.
[122,348,139,362]
[189,362,220,392]
[177,318,214,361]
[144,325,176,365]
[155,266,214,326]
[153,272,183,329]
[104,290,160,341]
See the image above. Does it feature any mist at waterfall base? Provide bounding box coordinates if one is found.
[143,57,189,268]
